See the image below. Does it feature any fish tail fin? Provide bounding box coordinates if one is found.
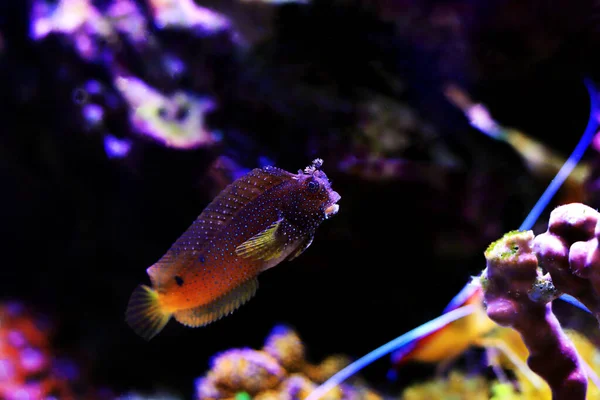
[125,285,171,341]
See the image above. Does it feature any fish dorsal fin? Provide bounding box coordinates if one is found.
[235,218,285,261]
[147,166,293,286]
[172,166,292,249]
[173,278,259,327]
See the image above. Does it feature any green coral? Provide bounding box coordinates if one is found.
[235,392,252,400]
[484,230,533,261]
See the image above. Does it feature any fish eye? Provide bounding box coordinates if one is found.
[307,180,320,192]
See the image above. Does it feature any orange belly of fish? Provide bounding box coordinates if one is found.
[159,257,261,313]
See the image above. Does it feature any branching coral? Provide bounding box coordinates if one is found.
[397,202,600,400]
[513,330,600,400]
[475,202,600,399]
[533,203,600,318]
[481,229,587,400]
[195,325,382,400]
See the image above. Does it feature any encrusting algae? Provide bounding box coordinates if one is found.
[126,159,341,340]
[195,325,383,400]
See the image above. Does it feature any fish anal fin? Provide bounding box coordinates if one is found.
[174,278,259,327]
[286,234,314,262]
[125,285,172,341]
[235,218,285,261]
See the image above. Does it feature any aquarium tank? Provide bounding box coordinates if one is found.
[3,0,600,399]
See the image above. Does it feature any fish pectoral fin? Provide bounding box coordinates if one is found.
[125,285,172,341]
[174,278,259,327]
[235,218,286,261]
[286,234,314,262]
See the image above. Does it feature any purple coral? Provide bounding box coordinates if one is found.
[534,203,600,318]
[481,230,587,400]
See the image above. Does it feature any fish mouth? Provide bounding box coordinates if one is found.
[324,191,341,218]
[325,204,339,218]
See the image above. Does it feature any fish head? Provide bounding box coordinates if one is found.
[284,159,341,227]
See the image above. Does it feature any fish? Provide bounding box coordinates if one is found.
[387,282,547,389]
[390,283,497,369]
[125,158,341,340]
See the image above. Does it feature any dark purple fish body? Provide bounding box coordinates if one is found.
[125,159,340,340]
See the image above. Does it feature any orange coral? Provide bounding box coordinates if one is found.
[263,325,306,373]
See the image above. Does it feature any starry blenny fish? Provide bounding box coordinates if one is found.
[125,158,341,340]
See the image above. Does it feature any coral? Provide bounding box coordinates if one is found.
[195,325,382,399]
[199,348,285,397]
[0,302,111,400]
[0,302,74,399]
[30,0,116,60]
[303,355,352,384]
[263,325,306,373]
[146,0,230,32]
[400,371,490,400]
[533,203,600,319]
[564,331,600,400]
[512,330,600,400]
[398,203,600,400]
[113,74,219,149]
[447,203,600,399]
[399,326,600,400]
[28,0,236,161]
[481,230,587,400]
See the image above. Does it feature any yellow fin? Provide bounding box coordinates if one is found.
[174,278,258,327]
[235,218,285,261]
[125,285,171,341]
